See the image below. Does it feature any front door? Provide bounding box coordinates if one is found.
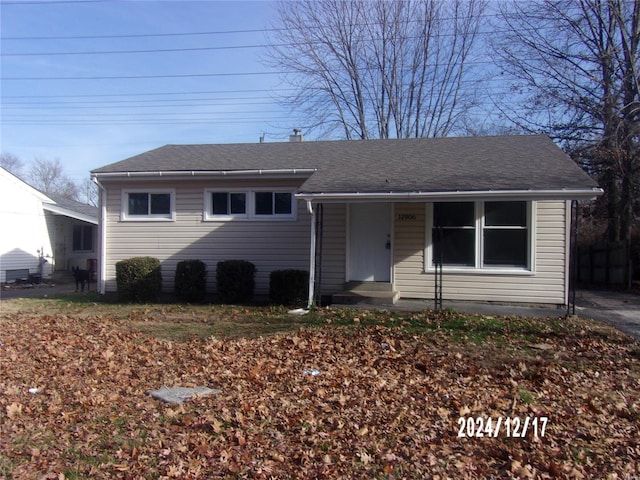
[348,203,391,282]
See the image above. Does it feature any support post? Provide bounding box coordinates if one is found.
[434,225,443,310]
[306,200,316,309]
[567,200,578,316]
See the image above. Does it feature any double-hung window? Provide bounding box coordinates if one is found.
[483,201,528,268]
[432,202,476,266]
[429,201,532,271]
[122,190,174,220]
[73,225,93,251]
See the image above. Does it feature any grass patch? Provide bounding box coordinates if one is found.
[0,295,603,344]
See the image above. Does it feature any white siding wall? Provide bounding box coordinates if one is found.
[0,171,54,282]
[393,201,568,305]
[102,179,311,294]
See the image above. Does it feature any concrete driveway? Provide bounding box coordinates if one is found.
[0,281,89,300]
[574,289,640,341]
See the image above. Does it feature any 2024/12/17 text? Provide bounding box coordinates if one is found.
[457,416,548,438]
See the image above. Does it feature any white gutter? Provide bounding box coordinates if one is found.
[296,188,603,202]
[93,168,317,179]
[92,176,108,295]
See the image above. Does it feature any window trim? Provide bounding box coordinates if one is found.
[121,189,175,221]
[425,201,535,274]
[203,188,297,221]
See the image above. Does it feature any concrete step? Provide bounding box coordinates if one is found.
[332,289,400,306]
[344,281,394,292]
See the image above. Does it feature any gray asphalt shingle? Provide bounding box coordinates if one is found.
[92,135,598,193]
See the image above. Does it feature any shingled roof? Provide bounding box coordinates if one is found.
[92,135,600,197]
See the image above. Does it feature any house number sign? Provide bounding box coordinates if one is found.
[397,214,417,221]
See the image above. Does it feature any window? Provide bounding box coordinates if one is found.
[432,202,476,266]
[204,189,295,221]
[483,201,528,267]
[211,192,247,216]
[255,192,292,216]
[122,190,174,220]
[428,201,532,271]
[73,225,93,251]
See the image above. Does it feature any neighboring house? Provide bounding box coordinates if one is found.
[91,134,602,306]
[0,167,99,284]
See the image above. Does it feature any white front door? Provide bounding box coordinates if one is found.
[348,203,391,282]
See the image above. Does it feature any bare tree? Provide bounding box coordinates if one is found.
[492,0,639,243]
[268,0,487,139]
[27,157,81,201]
[0,152,25,178]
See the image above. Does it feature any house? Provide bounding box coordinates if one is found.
[91,134,602,306]
[0,167,99,284]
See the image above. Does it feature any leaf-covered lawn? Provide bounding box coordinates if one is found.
[1,303,639,479]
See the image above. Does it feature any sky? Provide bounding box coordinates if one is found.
[1,0,304,185]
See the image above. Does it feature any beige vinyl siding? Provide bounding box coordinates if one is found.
[316,203,346,294]
[393,201,568,305]
[103,179,311,294]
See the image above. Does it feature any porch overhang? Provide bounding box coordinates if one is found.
[42,203,98,225]
[296,187,603,203]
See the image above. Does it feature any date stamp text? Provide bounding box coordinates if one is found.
[457,416,548,438]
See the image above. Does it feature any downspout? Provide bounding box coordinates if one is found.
[92,175,107,295]
[306,200,316,309]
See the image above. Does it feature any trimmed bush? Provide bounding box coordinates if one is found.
[216,260,256,304]
[174,259,207,303]
[115,256,162,302]
[269,269,309,306]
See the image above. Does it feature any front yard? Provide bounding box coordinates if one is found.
[1,297,639,479]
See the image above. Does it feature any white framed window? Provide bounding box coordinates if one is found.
[204,189,296,221]
[204,190,248,220]
[426,200,534,273]
[254,191,293,217]
[121,189,175,221]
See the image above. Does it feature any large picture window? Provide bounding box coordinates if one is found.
[428,201,532,271]
[122,190,174,220]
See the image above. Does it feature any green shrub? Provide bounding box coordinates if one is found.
[216,260,256,304]
[174,260,207,303]
[115,256,162,302]
[269,269,309,306]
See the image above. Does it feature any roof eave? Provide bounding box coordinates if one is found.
[43,203,98,224]
[296,188,604,203]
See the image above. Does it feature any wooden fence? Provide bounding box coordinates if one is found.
[577,242,633,288]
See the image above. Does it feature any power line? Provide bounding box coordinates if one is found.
[0,88,294,99]
[0,43,288,57]
[1,71,288,81]
[1,27,280,41]
[2,100,279,108]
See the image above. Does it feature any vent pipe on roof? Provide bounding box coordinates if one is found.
[289,128,304,142]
